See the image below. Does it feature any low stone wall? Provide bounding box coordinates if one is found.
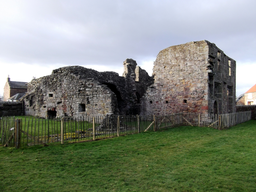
[0,102,23,117]
[236,105,256,120]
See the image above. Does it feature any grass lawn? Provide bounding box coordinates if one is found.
[0,120,256,191]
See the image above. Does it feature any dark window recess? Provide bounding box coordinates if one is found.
[57,101,62,104]
[166,101,168,104]
[150,101,153,104]
[95,104,97,106]
[49,93,53,97]
[87,98,90,104]
[43,106,46,108]
[136,92,141,103]
[79,104,86,112]
[227,86,233,96]
[183,99,187,103]
[29,96,35,106]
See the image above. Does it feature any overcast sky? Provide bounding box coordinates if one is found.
[1,0,256,97]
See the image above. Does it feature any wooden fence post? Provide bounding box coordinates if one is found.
[137,115,140,133]
[198,114,200,127]
[117,116,120,137]
[61,118,64,144]
[15,119,21,149]
[93,117,95,141]
[153,115,156,131]
[218,115,221,130]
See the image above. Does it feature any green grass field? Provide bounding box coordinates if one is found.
[1,120,256,191]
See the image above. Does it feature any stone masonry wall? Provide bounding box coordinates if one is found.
[23,60,153,119]
[141,41,209,116]
[141,40,236,116]
[207,41,236,114]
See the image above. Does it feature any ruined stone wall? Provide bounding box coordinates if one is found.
[123,59,154,114]
[207,42,236,114]
[24,62,153,118]
[141,41,210,116]
[141,40,236,116]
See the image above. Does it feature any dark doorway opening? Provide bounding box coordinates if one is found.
[214,101,218,114]
[136,92,141,103]
[103,83,125,114]
[47,109,57,119]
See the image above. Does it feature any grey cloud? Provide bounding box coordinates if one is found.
[1,0,256,66]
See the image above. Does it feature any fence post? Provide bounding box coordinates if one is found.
[93,117,95,140]
[153,115,156,131]
[61,118,64,144]
[15,119,21,149]
[137,115,140,133]
[218,115,221,130]
[117,116,120,137]
[198,114,200,127]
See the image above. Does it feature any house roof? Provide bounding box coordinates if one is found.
[8,92,26,101]
[246,84,256,93]
[9,81,27,89]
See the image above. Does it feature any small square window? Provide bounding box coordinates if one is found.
[49,93,53,97]
[79,104,86,112]
[183,99,187,104]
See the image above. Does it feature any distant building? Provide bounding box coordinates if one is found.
[3,77,27,101]
[243,84,256,105]
[236,94,245,106]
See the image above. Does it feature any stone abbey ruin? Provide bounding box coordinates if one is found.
[22,40,236,119]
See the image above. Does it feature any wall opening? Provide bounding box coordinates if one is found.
[217,51,221,59]
[29,96,35,107]
[79,104,86,112]
[103,83,125,114]
[228,98,233,113]
[183,99,187,103]
[214,82,222,98]
[49,93,53,97]
[227,86,233,96]
[228,60,232,76]
[47,109,56,119]
[214,101,218,114]
[136,92,141,103]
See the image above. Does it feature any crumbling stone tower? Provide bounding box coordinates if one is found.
[141,40,236,116]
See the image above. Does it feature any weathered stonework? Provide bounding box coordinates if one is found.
[23,59,153,119]
[141,40,236,116]
[22,40,236,119]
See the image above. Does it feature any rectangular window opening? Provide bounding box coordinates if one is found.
[228,60,232,76]
[79,104,86,112]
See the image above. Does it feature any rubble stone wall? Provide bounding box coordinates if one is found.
[141,40,236,116]
[23,60,153,119]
